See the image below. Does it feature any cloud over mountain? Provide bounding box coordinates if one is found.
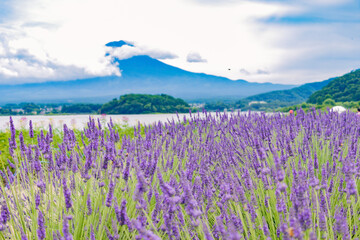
[106,41,178,61]
[187,52,207,63]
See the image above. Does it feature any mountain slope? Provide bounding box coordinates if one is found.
[0,55,295,104]
[243,78,333,106]
[308,69,360,104]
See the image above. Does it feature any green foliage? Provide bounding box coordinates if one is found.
[0,103,59,115]
[1,94,190,115]
[239,78,332,109]
[277,99,360,113]
[100,94,190,114]
[204,101,229,111]
[308,69,360,104]
[277,103,318,113]
[61,104,102,114]
[21,103,40,114]
[0,108,15,115]
[323,98,335,106]
[0,131,11,167]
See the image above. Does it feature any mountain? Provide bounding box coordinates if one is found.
[0,43,296,104]
[105,40,134,48]
[308,69,360,104]
[241,77,333,107]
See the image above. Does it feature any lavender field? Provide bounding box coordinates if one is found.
[1,109,360,239]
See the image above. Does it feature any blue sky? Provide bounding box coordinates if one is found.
[0,0,359,84]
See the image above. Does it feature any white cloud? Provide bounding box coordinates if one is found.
[107,44,177,61]
[146,50,178,60]
[187,52,207,63]
[301,0,353,6]
[239,68,250,75]
[0,0,358,85]
[0,27,120,83]
[238,68,269,76]
[256,69,270,75]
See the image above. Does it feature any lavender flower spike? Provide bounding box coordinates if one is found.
[63,216,73,240]
[106,180,115,207]
[29,120,34,138]
[87,194,92,215]
[37,210,46,240]
[90,224,96,240]
[63,178,73,210]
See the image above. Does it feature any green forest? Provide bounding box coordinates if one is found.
[62,104,102,114]
[99,94,190,114]
[308,69,360,104]
[0,94,190,115]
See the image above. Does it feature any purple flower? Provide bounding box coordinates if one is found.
[29,120,34,138]
[299,208,312,230]
[9,117,17,149]
[277,182,287,193]
[123,160,130,182]
[33,147,42,173]
[115,199,130,227]
[62,216,73,240]
[215,216,226,239]
[309,177,319,188]
[53,231,61,240]
[37,179,46,194]
[134,171,148,202]
[1,203,9,224]
[105,227,114,240]
[319,210,326,231]
[20,228,28,240]
[346,178,357,196]
[309,232,317,240]
[334,208,349,238]
[106,180,115,207]
[328,179,334,193]
[37,210,46,240]
[19,132,27,153]
[87,194,92,215]
[63,178,72,210]
[277,168,285,182]
[202,223,214,240]
[314,153,319,169]
[90,224,96,240]
[35,193,41,210]
[7,160,16,169]
[263,217,270,236]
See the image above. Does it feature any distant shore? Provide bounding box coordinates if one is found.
[0,113,211,131]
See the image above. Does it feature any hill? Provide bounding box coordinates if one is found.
[308,69,360,104]
[100,94,190,114]
[234,78,333,109]
[0,41,296,104]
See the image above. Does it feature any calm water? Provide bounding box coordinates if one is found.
[0,112,227,131]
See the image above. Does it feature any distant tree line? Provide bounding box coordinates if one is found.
[0,103,43,115]
[0,94,190,115]
[99,94,190,114]
[62,104,102,114]
[202,100,299,112]
[278,100,360,112]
